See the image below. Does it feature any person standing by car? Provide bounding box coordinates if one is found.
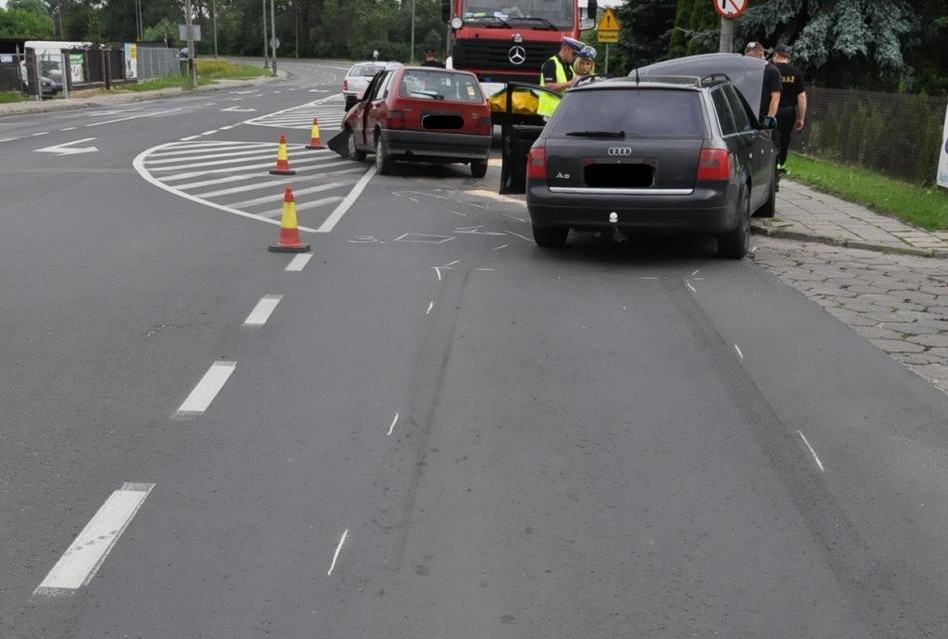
[538,37,583,116]
[743,41,781,125]
[421,47,445,68]
[771,44,807,174]
[572,45,597,85]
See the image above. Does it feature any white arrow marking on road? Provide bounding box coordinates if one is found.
[35,137,99,156]
[222,106,257,113]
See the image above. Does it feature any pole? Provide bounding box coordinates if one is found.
[718,16,735,53]
[604,44,609,75]
[262,0,269,68]
[212,0,218,57]
[410,0,416,64]
[184,0,197,86]
[270,0,278,76]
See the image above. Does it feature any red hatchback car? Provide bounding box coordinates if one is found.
[341,65,493,177]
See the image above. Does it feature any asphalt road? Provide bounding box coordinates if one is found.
[2,58,948,638]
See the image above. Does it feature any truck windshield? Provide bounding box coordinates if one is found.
[462,0,574,30]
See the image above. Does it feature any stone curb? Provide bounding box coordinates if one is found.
[751,220,948,259]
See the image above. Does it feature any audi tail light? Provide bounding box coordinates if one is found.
[527,146,547,181]
[696,147,732,182]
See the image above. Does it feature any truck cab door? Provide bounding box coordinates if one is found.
[498,83,561,194]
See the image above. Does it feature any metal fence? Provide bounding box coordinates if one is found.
[795,87,947,186]
[136,46,180,82]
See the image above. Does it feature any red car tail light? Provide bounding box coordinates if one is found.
[343,79,349,91]
[527,146,547,181]
[388,110,405,129]
[696,147,732,182]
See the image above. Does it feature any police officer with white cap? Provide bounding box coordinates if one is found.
[538,36,584,116]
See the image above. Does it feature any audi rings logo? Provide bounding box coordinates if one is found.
[607,147,633,157]
[508,46,527,65]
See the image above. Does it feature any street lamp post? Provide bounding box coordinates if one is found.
[184,0,197,86]
[410,0,416,64]
[270,0,278,77]
[262,0,270,68]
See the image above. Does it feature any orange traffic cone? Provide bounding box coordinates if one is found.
[269,186,310,253]
[305,117,324,150]
[270,134,296,175]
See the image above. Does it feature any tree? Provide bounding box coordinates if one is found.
[612,0,676,74]
[739,0,916,89]
[0,7,56,38]
[7,0,49,14]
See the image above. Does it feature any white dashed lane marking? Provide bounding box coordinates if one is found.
[34,483,155,597]
[285,254,313,271]
[243,295,283,327]
[175,361,237,417]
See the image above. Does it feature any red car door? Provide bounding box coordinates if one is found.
[363,69,397,148]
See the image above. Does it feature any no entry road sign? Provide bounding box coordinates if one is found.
[714,0,749,19]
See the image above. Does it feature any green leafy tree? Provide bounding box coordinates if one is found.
[739,0,916,88]
[0,7,56,38]
[143,17,179,45]
[611,0,676,75]
[670,0,718,57]
[8,0,49,14]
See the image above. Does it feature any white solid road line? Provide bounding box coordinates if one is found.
[734,344,744,360]
[214,179,351,204]
[175,361,237,416]
[327,530,349,575]
[285,254,313,272]
[33,483,155,596]
[243,295,283,327]
[426,301,434,315]
[317,166,378,233]
[798,431,825,472]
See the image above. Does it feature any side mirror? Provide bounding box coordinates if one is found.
[587,0,597,20]
[441,0,451,23]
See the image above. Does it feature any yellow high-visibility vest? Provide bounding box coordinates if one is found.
[538,56,568,117]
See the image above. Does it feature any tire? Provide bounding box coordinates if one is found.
[532,224,568,248]
[346,129,366,162]
[375,135,394,175]
[718,191,750,259]
[470,159,488,178]
[753,171,777,218]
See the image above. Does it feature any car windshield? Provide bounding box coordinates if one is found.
[460,0,574,29]
[350,63,384,77]
[399,70,485,103]
[547,88,706,138]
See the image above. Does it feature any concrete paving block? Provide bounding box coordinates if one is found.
[869,339,927,353]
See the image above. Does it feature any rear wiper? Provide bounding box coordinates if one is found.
[509,17,558,29]
[565,130,626,138]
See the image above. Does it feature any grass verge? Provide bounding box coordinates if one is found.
[118,60,268,92]
[786,153,948,232]
[0,91,26,104]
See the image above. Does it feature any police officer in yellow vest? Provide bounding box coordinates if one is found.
[538,37,584,117]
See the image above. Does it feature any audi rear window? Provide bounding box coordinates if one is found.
[548,89,705,138]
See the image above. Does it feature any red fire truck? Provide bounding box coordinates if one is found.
[441,0,597,85]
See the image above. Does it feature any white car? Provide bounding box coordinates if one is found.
[342,61,397,111]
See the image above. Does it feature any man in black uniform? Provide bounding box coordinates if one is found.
[744,41,781,124]
[421,47,445,68]
[772,44,807,173]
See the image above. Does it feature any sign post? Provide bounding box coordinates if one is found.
[714,0,749,53]
[938,104,948,189]
[596,8,620,75]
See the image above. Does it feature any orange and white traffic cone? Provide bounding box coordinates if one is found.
[270,134,296,175]
[269,186,310,253]
[305,117,324,150]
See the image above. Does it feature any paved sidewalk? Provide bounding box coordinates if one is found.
[753,180,948,258]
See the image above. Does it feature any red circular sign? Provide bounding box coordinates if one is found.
[713,0,749,19]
